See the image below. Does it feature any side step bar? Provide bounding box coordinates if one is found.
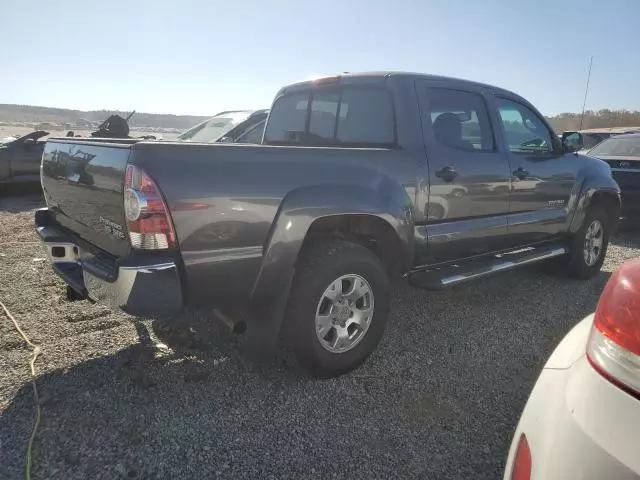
[408,245,567,290]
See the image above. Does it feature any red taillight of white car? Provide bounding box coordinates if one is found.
[510,434,532,480]
[124,164,176,250]
[587,259,640,397]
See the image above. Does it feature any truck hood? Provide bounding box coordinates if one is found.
[574,152,613,174]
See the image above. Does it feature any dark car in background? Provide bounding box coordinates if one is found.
[563,127,640,152]
[587,133,640,218]
[0,130,49,185]
[176,109,268,144]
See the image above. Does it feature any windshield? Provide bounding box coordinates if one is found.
[589,136,640,156]
[177,111,253,143]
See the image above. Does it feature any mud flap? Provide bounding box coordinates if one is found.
[243,274,292,360]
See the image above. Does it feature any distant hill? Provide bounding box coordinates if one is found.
[546,110,640,133]
[0,104,211,130]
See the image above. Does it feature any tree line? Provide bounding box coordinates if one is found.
[0,104,210,130]
[546,109,640,133]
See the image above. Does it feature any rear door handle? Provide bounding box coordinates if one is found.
[513,167,529,180]
[435,166,458,182]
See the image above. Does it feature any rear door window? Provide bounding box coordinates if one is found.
[264,88,395,147]
[426,88,494,151]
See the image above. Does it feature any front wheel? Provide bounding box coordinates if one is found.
[562,205,611,279]
[283,239,390,378]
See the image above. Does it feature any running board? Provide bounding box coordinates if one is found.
[408,245,567,290]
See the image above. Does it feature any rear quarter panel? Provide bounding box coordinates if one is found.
[129,142,417,307]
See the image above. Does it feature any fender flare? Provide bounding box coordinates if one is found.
[568,174,621,234]
[251,184,413,304]
[242,183,413,352]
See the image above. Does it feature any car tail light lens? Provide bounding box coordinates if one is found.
[124,164,176,250]
[510,434,532,480]
[587,259,640,397]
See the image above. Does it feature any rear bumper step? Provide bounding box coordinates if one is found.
[36,208,183,317]
[408,245,567,290]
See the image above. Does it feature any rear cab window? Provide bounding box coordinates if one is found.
[264,86,396,147]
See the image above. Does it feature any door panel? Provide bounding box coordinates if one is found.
[415,81,512,264]
[495,97,574,245]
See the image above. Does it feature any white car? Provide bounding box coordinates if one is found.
[504,259,640,480]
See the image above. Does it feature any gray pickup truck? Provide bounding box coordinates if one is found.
[36,72,620,377]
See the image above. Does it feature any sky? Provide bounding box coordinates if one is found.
[2,0,639,117]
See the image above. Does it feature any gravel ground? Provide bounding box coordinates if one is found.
[1,192,639,480]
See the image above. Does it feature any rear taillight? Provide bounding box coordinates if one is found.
[587,259,640,396]
[124,164,176,250]
[510,434,532,480]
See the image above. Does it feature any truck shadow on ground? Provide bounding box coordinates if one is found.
[611,227,640,248]
[0,190,44,212]
[0,268,611,480]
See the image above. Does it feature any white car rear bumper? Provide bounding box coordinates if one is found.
[504,315,640,480]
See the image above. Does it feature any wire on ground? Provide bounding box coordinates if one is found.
[0,300,42,480]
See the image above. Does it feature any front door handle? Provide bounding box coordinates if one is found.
[435,166,458,182]
[513,167,529,180]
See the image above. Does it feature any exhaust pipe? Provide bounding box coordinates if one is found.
[213,309,246,334]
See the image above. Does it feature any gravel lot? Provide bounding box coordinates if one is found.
[1,192,638,479]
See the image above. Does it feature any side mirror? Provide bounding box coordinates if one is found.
[562,131,582,153]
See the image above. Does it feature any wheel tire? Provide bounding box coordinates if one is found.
[560,204,611,280]
[283,239,390,378]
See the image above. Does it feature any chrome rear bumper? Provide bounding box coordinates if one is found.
[36,209,183,317]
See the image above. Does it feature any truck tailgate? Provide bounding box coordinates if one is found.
[41,139,136,257]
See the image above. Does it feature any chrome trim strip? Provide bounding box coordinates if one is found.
[182,246,263,266]
[119,262,176,273]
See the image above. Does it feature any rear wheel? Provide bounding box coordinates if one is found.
[283,239,390,378]
[556,205,611,279]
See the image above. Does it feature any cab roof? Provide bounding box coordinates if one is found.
[279,71,520,98]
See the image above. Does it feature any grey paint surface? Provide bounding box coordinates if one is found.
[40,72,620,317]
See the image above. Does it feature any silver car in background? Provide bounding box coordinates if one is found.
[177,109,268,144]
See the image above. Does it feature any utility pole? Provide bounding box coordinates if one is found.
[579,56,594,130]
